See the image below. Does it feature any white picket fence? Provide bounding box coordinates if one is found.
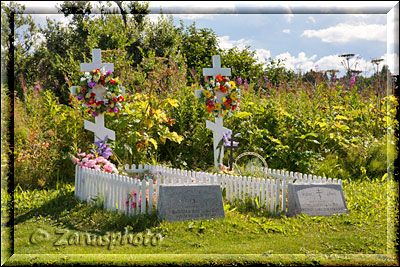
[74,163,342,216]
[74,165,155,216]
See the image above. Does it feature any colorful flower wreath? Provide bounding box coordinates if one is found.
[75,67,125,117]
[199,74,240,117]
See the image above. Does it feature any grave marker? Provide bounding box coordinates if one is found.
[287,183,349,217]
[157,184,225,221]
[195,55,232,168]
[70,49,125,142]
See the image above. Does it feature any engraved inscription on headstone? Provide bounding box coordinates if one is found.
[157,184,225,221]
[287,184,348,217]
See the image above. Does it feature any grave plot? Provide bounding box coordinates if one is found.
[72,49,346,221]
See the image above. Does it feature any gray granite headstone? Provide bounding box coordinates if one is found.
[287,183,348,217]
[157,184,225,221]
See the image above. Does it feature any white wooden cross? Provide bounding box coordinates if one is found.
[195,55,232,169]
[70,49,117,142]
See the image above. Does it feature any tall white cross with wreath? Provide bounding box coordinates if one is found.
[195,55,232,169]
[71,49,118,142]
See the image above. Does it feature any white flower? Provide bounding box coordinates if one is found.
[216,82,220,87]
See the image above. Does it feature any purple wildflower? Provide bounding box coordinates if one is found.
[332,76,336,82]
[237,77,242,85]
[113,107,119,113]
[88,82,96,88]
[93,136,113,159]
[349,76,356,87]
[77,95,83,100]
[106,70,112,75]
[222,130,239,147]
[93,112,98,117]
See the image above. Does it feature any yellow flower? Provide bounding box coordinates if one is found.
[76,86,80,93]
[94,76,100,82]
[203,90,212,98]
[229,81,236,89]
[231,92,238,101]
[222,97,227,103]
[215,102,222,111]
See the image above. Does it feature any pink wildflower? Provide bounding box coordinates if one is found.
[103,164,113,173]
[77,152,86,157]
[86,153,95,159]
[93,165,101,171]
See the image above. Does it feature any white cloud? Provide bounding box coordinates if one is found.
[273,52,384,77]
[254,49,271,65]
[218,36,253,50]
[275,52,317,73]
[302,23,386,43]
[308,16,316,24]
[282,29,291,34]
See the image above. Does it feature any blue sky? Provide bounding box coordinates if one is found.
[17,1,400,77]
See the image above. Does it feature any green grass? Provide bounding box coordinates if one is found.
[3,179,399,265]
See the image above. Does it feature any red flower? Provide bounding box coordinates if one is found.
[206,100,214,107]
[112,97,117,103]
[225,98,232,105]
[96,100,104,106]
[220,86,227,93]
[89,98,95,105]
[90,92,96,98]
[118,95,124,102]
[232,104,237,111]
[110,79,116,84]
[216,74,223,83]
